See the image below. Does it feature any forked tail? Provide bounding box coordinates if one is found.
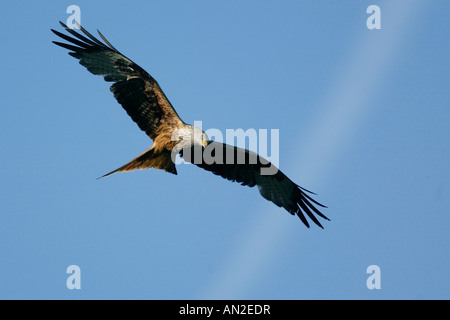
[99,147,177,179]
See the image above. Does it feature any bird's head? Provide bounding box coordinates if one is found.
[171,124,209,152]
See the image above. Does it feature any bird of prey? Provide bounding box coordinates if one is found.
[51,21,329,228]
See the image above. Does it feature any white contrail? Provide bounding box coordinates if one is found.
[201,1,424,299]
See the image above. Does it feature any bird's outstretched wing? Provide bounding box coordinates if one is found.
[181,142,329,228]
[51,21,184,140]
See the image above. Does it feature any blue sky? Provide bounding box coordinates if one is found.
[0,0,448,299]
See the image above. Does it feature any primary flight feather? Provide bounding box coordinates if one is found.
[52,21,329,228]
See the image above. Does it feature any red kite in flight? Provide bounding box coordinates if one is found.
[52,22,329,228]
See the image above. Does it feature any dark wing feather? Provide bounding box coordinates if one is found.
[51,22,184,140]
[181,142,329,228]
